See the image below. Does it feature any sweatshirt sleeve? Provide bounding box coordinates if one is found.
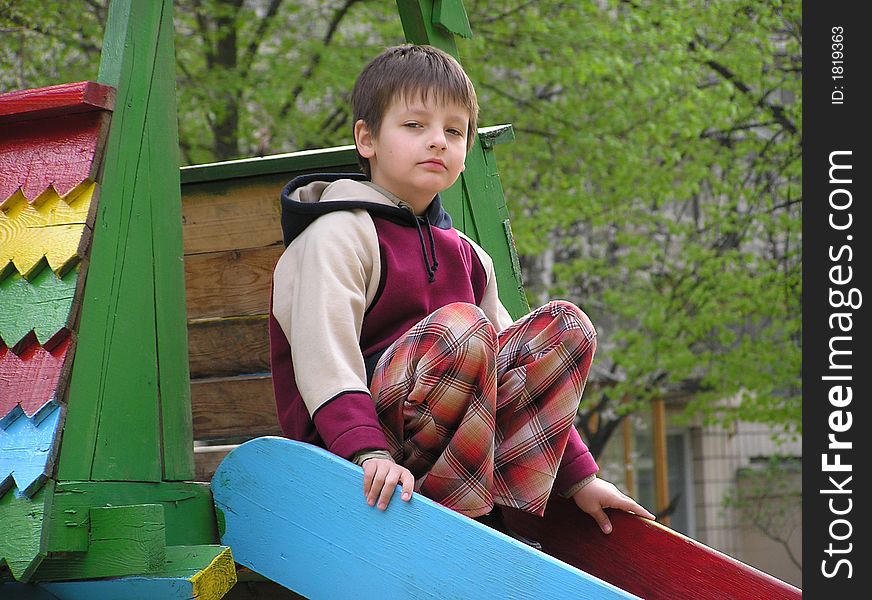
[272,209,388,458]
[313,392,390,460]
[554,426,599,495]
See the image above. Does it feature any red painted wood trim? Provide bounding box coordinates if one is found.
[503,496,802,600]
[0,333,72,419]
[0,111,111,202]
[0,81,115,124]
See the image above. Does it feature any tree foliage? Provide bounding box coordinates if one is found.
[461,1,802,448]
[1,0,801,450]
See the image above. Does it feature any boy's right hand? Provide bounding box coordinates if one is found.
[362,458,414,510]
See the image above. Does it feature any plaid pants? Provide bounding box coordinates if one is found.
[370,300,596,517]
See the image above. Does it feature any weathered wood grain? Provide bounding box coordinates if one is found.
[32,504,166,582]
[0,184,95,279]
[59,0,193,482]
[213,437,638,599]
[181,176,286,255]
[502,495,802,600]
[0,111,111,203]
[0,335,71,419]
[44,481,218,553]
[184,245,281,320]
[0,481,50,581]
[0,404,62,498]
[145,0,194,482]
[0,267,77,349]
[4,546,236,600]
[187,316,269,379]
[190,375,279,440]
[0,81,115,124]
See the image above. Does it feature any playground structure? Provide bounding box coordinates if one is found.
[1,1,802,598]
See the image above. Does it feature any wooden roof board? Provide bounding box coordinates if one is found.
[0,81,115,124]
[0,403,62,499]
[0,267,78,350]
[0,183,96,279]
[0,112,111,204]
[0,335,71,420]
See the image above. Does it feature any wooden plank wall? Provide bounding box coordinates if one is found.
[182,172,289,480]
[182,157,371,480]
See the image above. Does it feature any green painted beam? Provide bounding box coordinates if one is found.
[180,146,359,185]
[58,0,191,482]
[396,1,528,318]
[43,481,218,553]
[145,0,194,482]
[32,504,166,582]
[4,546,235,600]
[433,0,472,38]
[396,0,459,55]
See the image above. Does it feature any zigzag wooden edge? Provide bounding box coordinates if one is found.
[0,81,113,204]
[0,327,71,501]
[0,267,80,351]
[212,436,638,600]
[0,109,112,203]
[0,183,99,280]
[0,481,52,582]
[0,403,64,500]
[0,332,73,420]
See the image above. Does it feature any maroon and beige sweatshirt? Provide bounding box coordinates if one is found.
[269,173,598,495]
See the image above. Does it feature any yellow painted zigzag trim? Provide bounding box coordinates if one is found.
[0,182,95,279]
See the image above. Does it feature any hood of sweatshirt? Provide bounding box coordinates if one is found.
[279,173,454,282]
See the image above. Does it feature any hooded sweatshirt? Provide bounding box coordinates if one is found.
[269,173,597,494]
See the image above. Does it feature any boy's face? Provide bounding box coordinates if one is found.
[354,94,469,214]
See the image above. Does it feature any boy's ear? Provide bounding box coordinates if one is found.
[354,119,375,159]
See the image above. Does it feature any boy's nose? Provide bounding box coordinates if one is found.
[428,131,447,150]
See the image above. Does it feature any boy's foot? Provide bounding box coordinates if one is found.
[473,506,543,550]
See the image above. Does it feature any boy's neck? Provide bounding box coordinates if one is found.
[365,181,432,216]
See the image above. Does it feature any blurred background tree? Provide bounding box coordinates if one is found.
[1,0,801,457]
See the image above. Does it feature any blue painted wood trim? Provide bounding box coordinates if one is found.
[0,404,61,498]
[212,436,638,600]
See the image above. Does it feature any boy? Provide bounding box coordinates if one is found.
[269,44,653,544]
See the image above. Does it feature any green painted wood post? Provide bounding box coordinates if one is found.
[58,0,194,482]
[395,0,529,318]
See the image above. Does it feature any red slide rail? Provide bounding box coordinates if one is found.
[505,496,802,600]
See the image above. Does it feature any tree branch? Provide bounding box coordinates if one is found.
[278,0,365,120]
[238,0,284,82]
[690,38,798,136]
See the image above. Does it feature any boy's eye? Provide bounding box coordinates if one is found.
[447,128,464,137]
[403,122,422,128]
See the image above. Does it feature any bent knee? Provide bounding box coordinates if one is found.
[544,300,596,341]
[427,302,497,348]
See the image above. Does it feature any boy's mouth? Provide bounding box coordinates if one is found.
[419,158,446,170]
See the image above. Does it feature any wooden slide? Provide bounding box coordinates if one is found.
[213,437,802,600]
[212,437,639,600]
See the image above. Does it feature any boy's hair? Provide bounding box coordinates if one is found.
[351,44,479,178]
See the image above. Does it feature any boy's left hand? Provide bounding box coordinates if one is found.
[571,477,656,534]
